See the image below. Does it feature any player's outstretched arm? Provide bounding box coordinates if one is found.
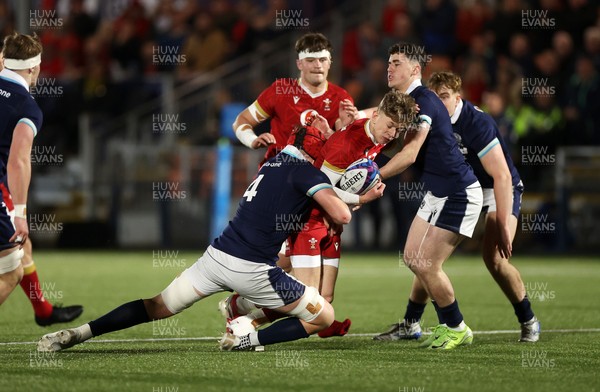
[379,123,429,180]
[7,122,34,244]
[313,188,352,225]
[479,144,514,258]
[232,107,275,149]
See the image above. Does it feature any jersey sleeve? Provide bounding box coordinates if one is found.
[414,95,437,130]
[465,109,500,159]
[17,98,43,137]
[295,165,332,197]
[252,82,277,121]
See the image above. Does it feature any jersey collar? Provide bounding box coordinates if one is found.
[298,78,328,98]
[450,99,464,124]
[0,68,30,92]
[281,145,307,161]
[364,119,377,144]
[404,79,422,94]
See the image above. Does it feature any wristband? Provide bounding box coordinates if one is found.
[356,110,367,120]
[14,204,27,219]
[235,124,258,148]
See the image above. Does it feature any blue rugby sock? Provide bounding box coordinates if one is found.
[438,300,463,328]
[257,317,309,345]
[403,299,426,324]
[512,294,535,323]
[89,299,151,337]
[431,300,444,324]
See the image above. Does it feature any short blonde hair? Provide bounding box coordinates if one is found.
[427,71,462,94]
[378,90,417,127]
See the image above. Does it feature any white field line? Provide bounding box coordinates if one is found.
[2,328,600,346]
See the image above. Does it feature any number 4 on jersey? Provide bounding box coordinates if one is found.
[243,174,264,202]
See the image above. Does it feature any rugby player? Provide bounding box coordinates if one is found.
[0,32,82,324]
[377,43,483,350]
[375,71,540,343]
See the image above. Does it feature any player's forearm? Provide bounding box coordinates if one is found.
[379,151,416,180]
[332,187,360,205]
[7,157,31,205]
[233,110,260,148]
[492,173,513,227]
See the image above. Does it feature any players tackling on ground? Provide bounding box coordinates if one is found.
[37,126,371,352]
[219,91,415,338]
[375,43,483,350]
[374,71,540,343]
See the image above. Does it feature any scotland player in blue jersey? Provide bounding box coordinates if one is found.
[0,32,42,305]
[377,43,483,349]
[38,126,353,352]
[375,72,540,343]
[0,32,82,324]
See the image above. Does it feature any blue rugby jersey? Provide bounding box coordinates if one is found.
[451,99,521,189]
[212,146,332,265]
[408,82,477,196]
[0,69,42,184]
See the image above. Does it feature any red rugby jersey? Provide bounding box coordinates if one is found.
[252,78,353,163]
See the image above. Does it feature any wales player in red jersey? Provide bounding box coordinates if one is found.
[232,32,357,167]
[289,90,417,337]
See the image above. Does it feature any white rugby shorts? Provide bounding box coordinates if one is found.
[416,181,483,238]
[182,245,306,309]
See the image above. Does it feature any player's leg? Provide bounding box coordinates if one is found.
[219,250,334,350]
[316,234,351,338]
[0,204,25,305]
[410,185,481,349]
[221,285,334,351]
[483,212,539,341]
[0,248,24,305]
[37,250,221,352]
[404,216,472,349]
[319,264,338,304]
[18,238,84,326]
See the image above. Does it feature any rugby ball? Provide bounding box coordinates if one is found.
[338,158,380,195]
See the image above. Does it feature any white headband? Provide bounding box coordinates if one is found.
[298,49,331,60]
[3,54,42,70]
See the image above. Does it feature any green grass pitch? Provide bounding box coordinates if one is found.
[1,251,599,392]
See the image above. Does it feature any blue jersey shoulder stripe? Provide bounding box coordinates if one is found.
[419,114,432,126]
[306,183,332,197]
[17,118,37,137]
[477,137,499,158]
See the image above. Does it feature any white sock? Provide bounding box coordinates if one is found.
[448,321,466,332]
[249,331,261,346]
[74,324,93,341]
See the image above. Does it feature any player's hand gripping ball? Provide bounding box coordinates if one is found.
[338,158,381,195]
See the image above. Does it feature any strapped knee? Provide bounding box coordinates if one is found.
[0,248,24,274]
[161,274,200,314]
[287,286,325,322]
